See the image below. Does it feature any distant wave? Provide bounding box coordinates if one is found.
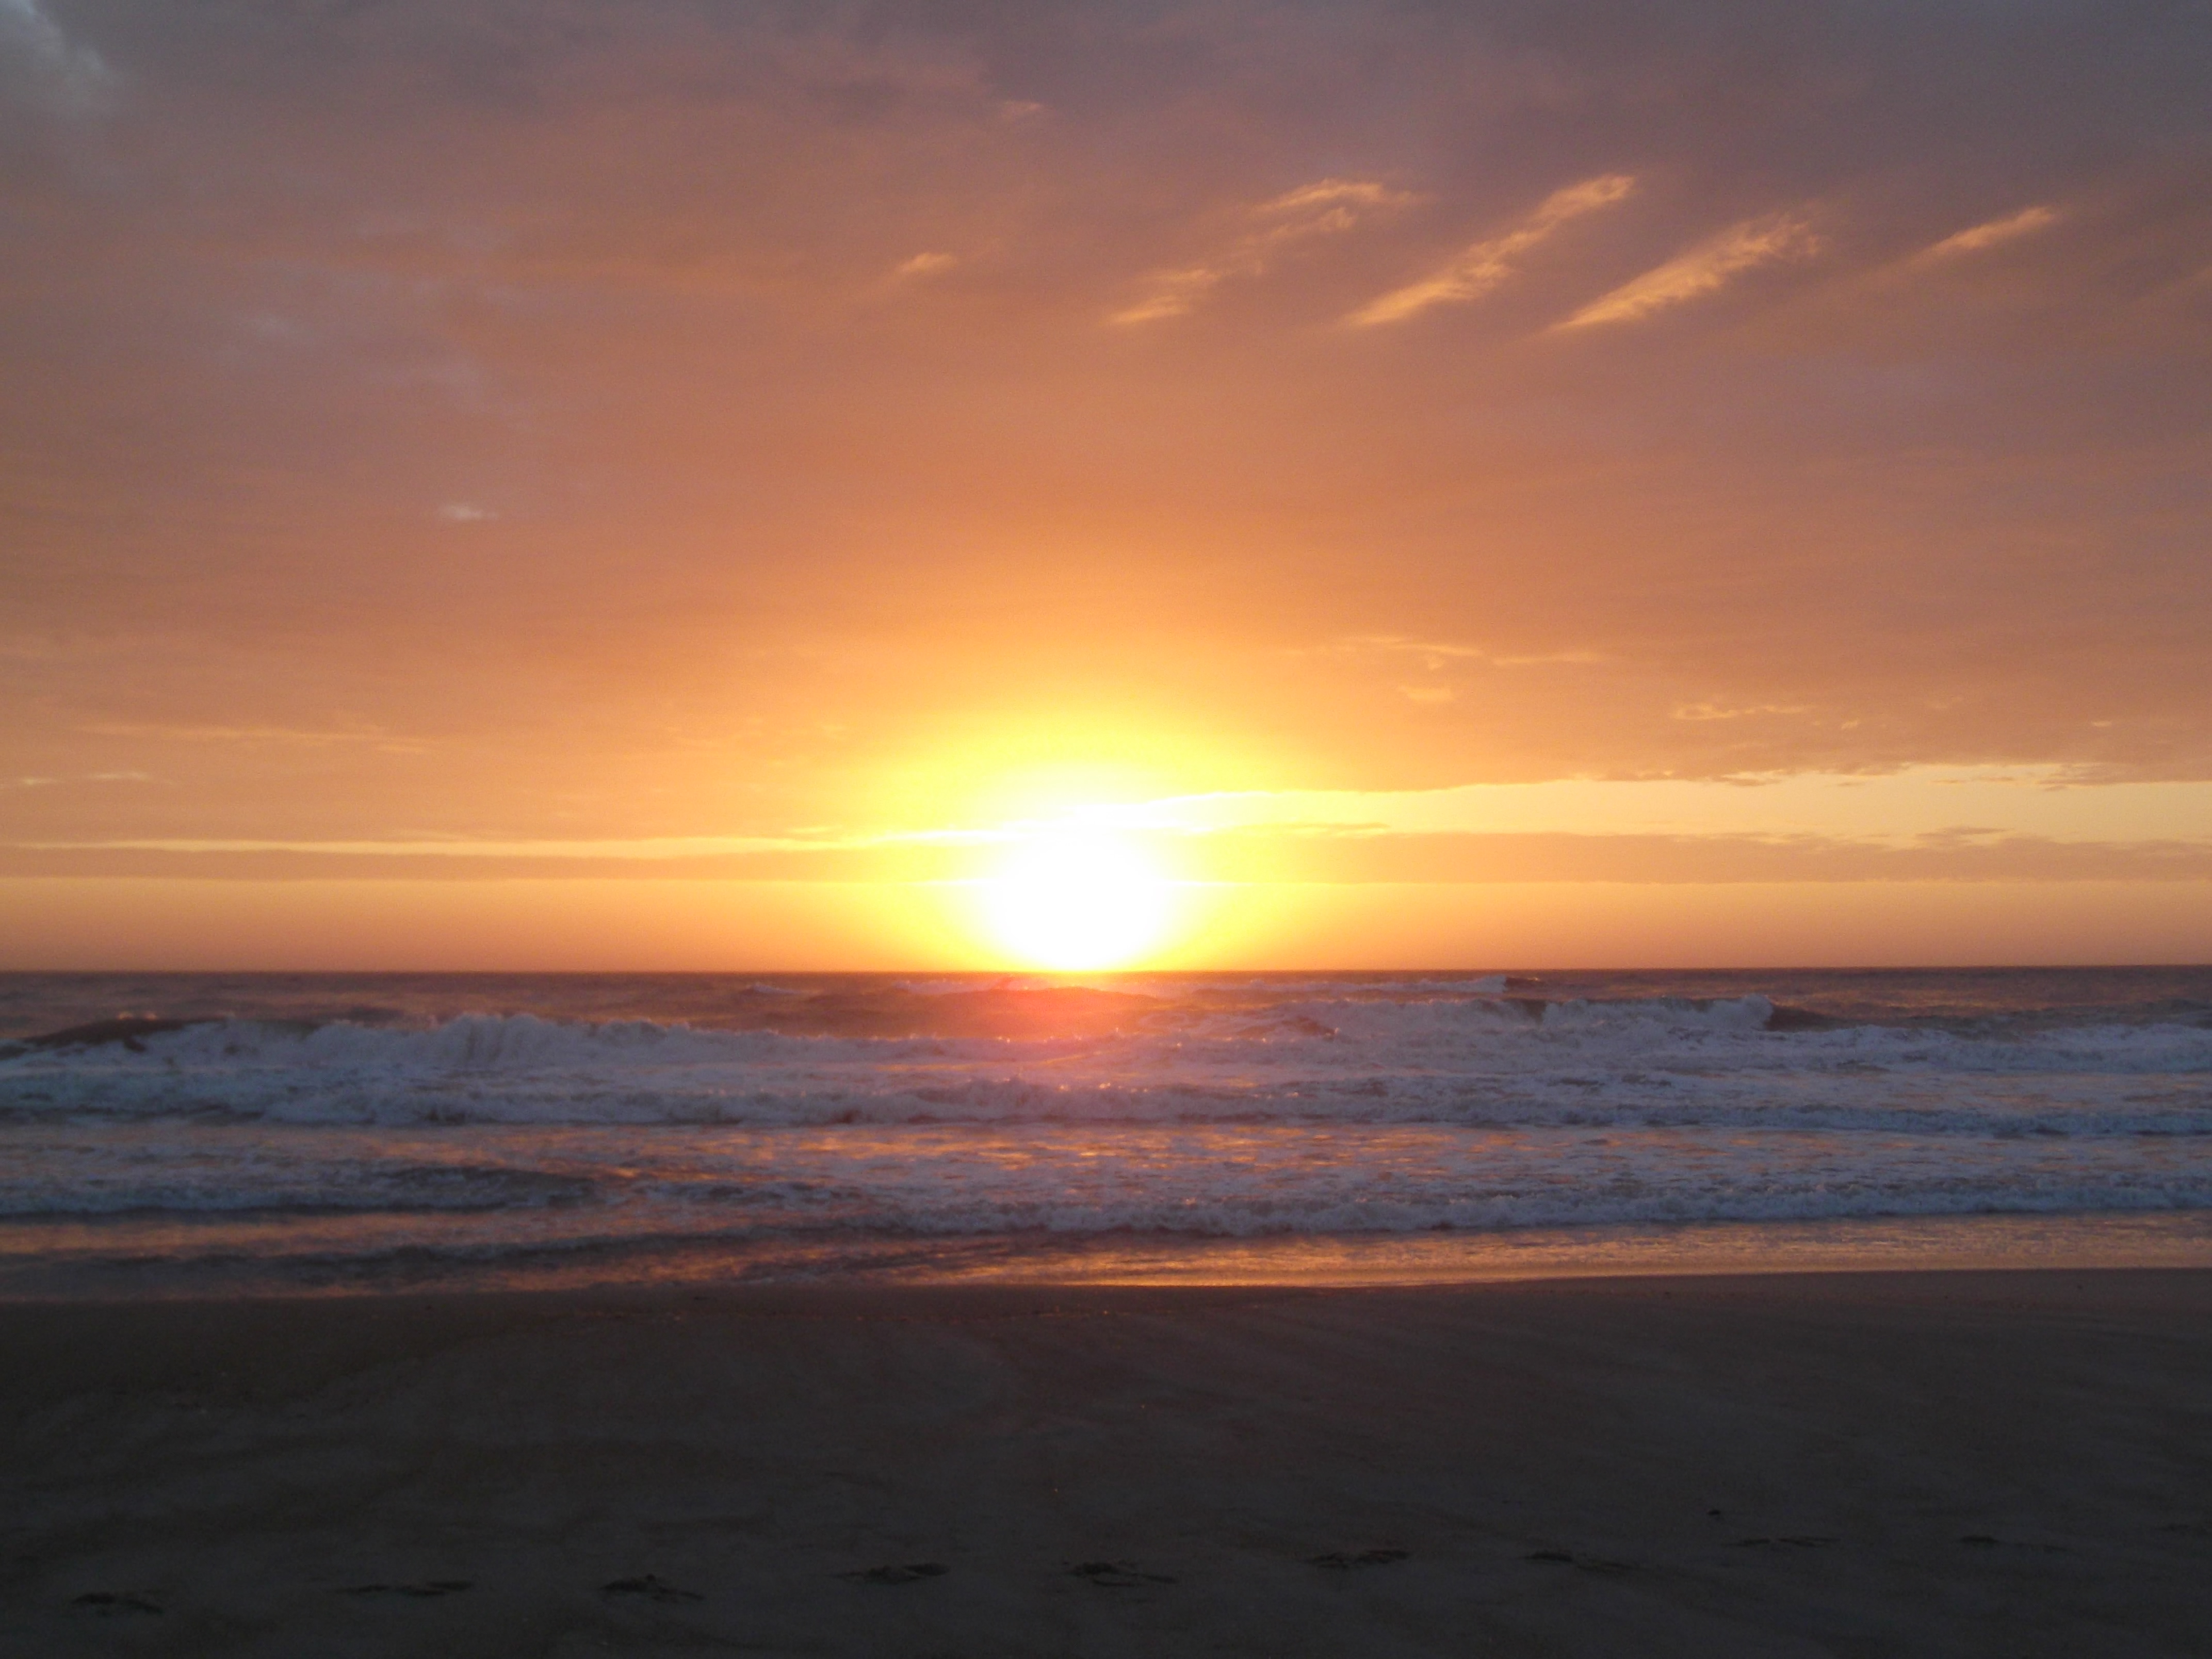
[5,1004,2211,1132]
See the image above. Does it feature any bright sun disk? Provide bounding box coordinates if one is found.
[979,827,1176,970]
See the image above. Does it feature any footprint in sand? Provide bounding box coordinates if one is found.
[341,1581,474,1599]
[72,1592,163,1616]
[601,1574,705,1602]
[1068,1560,1177,1588]
[1732,1536,1839,1549]
[1526,1550,1632,1575]
[1309,1549,1409,1570]
[840,1563,949,1585]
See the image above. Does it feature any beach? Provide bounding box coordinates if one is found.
[6,971,2211,1651]
[6,1267,2209,1656]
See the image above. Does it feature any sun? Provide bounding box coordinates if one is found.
[979,827,1177,970]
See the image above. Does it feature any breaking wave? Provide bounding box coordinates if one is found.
[4,1000,2211,1135]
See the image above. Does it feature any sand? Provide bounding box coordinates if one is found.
[4,1268,2209,1656]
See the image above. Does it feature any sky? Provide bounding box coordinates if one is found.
[4,0,2210,968]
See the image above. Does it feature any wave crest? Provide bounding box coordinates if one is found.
[4,1002,2211,1132]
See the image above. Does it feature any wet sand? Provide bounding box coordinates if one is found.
[4,1269,2209,1656]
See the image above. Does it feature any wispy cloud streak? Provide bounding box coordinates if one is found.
[0,0,111,109]
[1912,205,2060,264]
[1112,178,1412,324]
[1559,214,1821,329]
[891,251,957,281]
[1349,174,1635,326]
[78,722,422,750]
[1077,767,2212,848]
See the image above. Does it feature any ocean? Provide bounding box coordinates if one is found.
[4,967,2211,1297]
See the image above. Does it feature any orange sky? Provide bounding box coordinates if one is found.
[4,1,2210,967]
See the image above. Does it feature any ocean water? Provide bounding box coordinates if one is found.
[3,968,2211,1296]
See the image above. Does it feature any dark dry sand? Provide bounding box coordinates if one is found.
[4,1269,2209,1657]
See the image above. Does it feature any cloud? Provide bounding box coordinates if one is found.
[78,722,422,750]
[1,770,147,789]
[891,251,957,281]
[1263,180,1410,215]
[16,835,824,858]
[0,0,111,109]
[1558,213,1823,329]
[1112,177,1413,324]
[1336,634,1489,662]
[1108,766,2212,848]
[1348,174,1636,327]
[1328,636,1607,669]
[1672,701,1812,722]
[1110,270,1224,326]
[1911,204,2061,263]
[436,501,498,522]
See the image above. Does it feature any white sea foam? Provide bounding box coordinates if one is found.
[4,986,2209,1265]
[5,1003,2210,1133]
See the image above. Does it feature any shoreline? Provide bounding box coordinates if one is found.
[6,1266,2208,1654]
[6,1206,2210,1303]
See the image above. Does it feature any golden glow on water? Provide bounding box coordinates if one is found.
[977,825,1181,970]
